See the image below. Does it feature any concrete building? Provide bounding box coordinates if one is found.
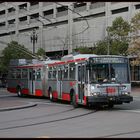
[0,2,139,57]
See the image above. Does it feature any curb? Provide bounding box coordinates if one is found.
[0,102,37,112]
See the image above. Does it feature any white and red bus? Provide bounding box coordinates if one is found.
[7,54,133,108]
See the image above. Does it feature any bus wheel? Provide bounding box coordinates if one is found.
[72,94,78,108]
[17,88,22,97]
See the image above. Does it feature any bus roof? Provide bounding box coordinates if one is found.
[61,54,97,61]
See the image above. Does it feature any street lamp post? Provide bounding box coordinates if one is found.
[31,29,38,54]
[107,32,110,55]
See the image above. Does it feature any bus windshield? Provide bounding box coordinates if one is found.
[89,63,130,84]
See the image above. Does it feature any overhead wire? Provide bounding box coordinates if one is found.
[55,2,90,36]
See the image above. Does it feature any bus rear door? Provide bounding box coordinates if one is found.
[58,68,62,99]
[29,68,35,95]
[78,64,86,104]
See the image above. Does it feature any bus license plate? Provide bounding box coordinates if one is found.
[106,87,116,94]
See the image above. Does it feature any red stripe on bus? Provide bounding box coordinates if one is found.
[48,62,65,67]
[15,64,44,69]
[83,96,87,105]
[22,89,29,94]
[7,87,17,93]
[35,89,43,96]
[67,58,86,63]
[52,91,58,99]
[62,92,70,101]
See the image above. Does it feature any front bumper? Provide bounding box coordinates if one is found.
[87,95,133,105]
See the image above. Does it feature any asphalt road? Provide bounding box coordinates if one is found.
[0,88,140,138]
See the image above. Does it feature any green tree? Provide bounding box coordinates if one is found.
[94,17,130,55]
[36,48,46,59]
[74,47,93,54]
[107,16,131,41]
[130,12,140,37]
[93,39,108,55]
[127,12,140,65]
[0,41,32,72]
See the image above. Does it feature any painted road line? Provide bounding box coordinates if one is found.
[37,135,50,138]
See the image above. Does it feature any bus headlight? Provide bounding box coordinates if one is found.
[91,92,100,96]
[121,92,130,95]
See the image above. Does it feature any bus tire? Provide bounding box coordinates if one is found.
[72,93,78,108]
[17,87,22,97]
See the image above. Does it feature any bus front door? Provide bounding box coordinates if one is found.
[78,64,86,104]
[29,69,35,95]
[57,69,62,99]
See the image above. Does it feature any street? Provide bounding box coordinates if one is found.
[0,88,140,138]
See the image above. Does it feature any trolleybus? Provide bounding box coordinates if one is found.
[7,54,133,108]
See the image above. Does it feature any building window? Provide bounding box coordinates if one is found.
[0,22,5,27]
[8,7,15,13]
[43,9,53,16]
[30,13,39,19]
[8,19,15,24]
[19,16,27,22]
[0,10,5,16]
[74,2,86,8]
[19,3,27,10]
[112,7,128,14]
[135,4,140,9]
[57,6,68,12]
[30,2,39,6]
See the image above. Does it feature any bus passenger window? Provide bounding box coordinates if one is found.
[52,70,57,79]
[58,69,62,80]
[16,69,21,79]
[22,69,28,79]
[63,68,68,79]
[48,71,52,79]
[10,69,16,79]
[36,69,41,80]
[69,67,75,80]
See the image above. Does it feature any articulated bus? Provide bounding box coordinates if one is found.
[7,54,133,108]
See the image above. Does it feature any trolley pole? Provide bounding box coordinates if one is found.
[31,29,38,54]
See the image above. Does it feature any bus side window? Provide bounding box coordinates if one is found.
[36,68,41,80]
[16,69,21,79]
[33,70,36,80]
[22,69,28,79]
[78,66,81,81]
[10,69,16,79]
[48,71,52,79]
[69,66,75,80]
[63,66,68,80]
[52,70,57,79]
[29,69,35,80]
[58,69,62,80]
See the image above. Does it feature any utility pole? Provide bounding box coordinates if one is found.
[68,3,73,54]
[31,29,38,54]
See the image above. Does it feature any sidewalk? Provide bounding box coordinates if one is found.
[0,88,37,111]
[0,100,37,112]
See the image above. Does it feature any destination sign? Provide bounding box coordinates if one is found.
[90,57,127,63]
